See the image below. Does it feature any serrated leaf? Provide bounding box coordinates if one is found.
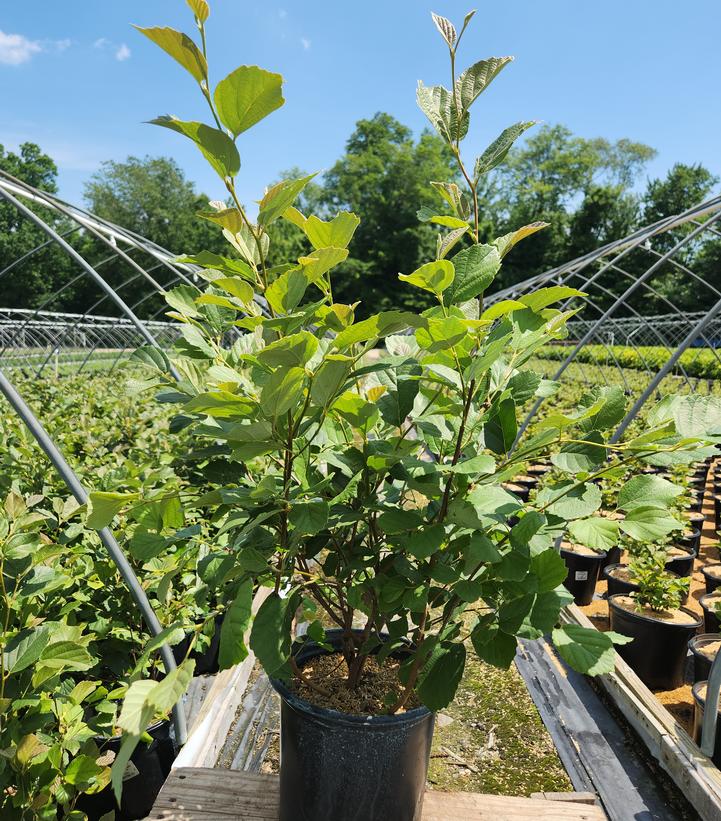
[492,222,549,258]
[619,506,683,541]
[249,592,298,676]
[265,268,309,314]
[519,286,585,313]
[258,174,316,226]
[446,244,501,304]
[431,12,456,47]
[457,56,513,111]
[399,259,455,295]
[303,212,360,250]
[531,549,569,592]
[617,475,683,511]
[551,431,606,474]
[471,627,517,668]
[150,116,240,179]
[218,579,253,669]
[134,26,207,84]
[474,121,537,180]
[214,65,284,137]
[259,367,305,419]
[416,642,466,710]
[552,625,620,675]
[567,518,619,552]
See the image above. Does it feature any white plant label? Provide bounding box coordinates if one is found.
[575,571,589,581]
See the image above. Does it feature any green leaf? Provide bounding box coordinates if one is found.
[404,524,445,560]
[134,26,207,83]
[484,397,517,455]
[457,56,514,111]
[446,244,501,304]
[531,550,569,593]
[303,212,360,250]
[399,260,455,295]
[218,579,253,669]
[186,0,210,22]
[213,277,254,304]
[474,121,537,179]
[257,332,318,368]
[492,222,549,259]
[416,642,466,711]
[552,625,624,675]
[150,116,240,179]
[214,65,284,137]
[567,518,619,552]
[249,592,298,676]
[519,286,585,313]
[431,12,456,47]
[617,475,683,511]
[299,247,349,284]
[311,356,352,407]
[530,589,573,632]
[334,311,423,349]
[65,754,105,787]
[537,481,602,520]
[259,367,305,419]
[289,501,329,535]
[551,431,606,474]
[4,627,50,675]
[377,509,424,534]
[265,268,310,314]
[377,362,422,428]
[176,250,255,281]
[258,174,316,226]
[416,81,468,143]
[39,641,94,672]
[577,386,627,432]
[471,626,517,668]
[86,491,139,530]
[619,506,683,542]
[165,284,202,317]
[507,371,542,404]
[445,454,496,475]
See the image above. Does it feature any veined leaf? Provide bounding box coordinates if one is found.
[219,579,253,669]
[519,286,585,313]
[399,260,455,295]
[259,367,305,418]
[258,174,316,226]
[249,592,299,676]
[214,65,284,137]
[299,247,349,284]
[456,56,514,111]
[431,12,456,47]
[134,26,207,84]
[474,121,537,180]
[150,116,240,179]
[446,244,501,304]
[416,642,466,710]
[493,222,549,258]
[186,0,209,22]
[302,211,360,250]
[334,311,423,349]
[265,268,309,314]
[86,491,139,530]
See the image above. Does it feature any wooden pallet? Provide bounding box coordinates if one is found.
[148,768,605,821]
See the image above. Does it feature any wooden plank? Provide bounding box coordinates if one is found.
[173,588,271,769]
[561,602,721,821]
[149,768,606,821]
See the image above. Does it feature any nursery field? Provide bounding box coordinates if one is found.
[1,357,717,817]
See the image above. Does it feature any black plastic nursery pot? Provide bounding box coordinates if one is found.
[677,527,702,555]
[270,629,435,821]
[608,594,702,690]
[600,544,622,571]
[689,634,721,684]
[603,564,689,604]
[701,593,721,634]
[172,614,224,675]
[75,719,176,820]
[692,682,721,768]
[513,474,539,492]
[560,545,606,606]
[703,565,721,595]
[502,481,530,503]
[664,546,696,578]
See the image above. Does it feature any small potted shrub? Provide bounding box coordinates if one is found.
[701,592,721,633]
[101,3,718,818]
[609,553,700,689]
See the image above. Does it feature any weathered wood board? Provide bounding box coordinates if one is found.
[148,768,606,821]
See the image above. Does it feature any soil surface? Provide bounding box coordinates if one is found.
[704,564,721,578]
[291,653,419,715]
[697,639,721,660]
[611,595,700,625]
[560,540,603,557]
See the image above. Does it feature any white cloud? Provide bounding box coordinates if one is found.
[301,37,311,50]
[0,30,42,65]
[93,37,109,49]
[53,38,71,53]
[115,43,131,61]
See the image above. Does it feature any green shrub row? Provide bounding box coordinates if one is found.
[536,344,721,380]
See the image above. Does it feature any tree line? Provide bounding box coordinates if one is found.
[0,115,718,318]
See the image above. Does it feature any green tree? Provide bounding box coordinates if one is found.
[0,142,78,311]
[83,155,226,257]
[489,125,656,288]
[320,113,460,313]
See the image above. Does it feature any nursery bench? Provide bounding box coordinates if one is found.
[147,768,605,820]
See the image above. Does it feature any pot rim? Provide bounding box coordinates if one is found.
[270,628,433,727]
[607,593,703,628]
[689,633,721,654]
[702,564,721,579]
[560,545,607,560]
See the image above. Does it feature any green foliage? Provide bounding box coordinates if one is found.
[629,552,690,612]
[118,0,717,726]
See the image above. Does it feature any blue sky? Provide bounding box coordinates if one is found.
[1,1,720,210]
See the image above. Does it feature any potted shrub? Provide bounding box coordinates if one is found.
[100,3,717,818]
[609,553,699,689]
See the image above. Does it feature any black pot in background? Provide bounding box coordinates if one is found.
[526,463,552,478]
[172,614,224,675]
[608,594,702,690]
[714,495,721,530]
[604,564,689,604]
[685,511,706,533]
[75,720,175,820]
[677,527,701,555]
[689,634,721,684]
[701,594,721,634]
[560,546,606,606]
[502,482,530,503]
[600,544,622,571]
[270,629,435,821]
[665,547,695,578]
[513,474,539,492]
[692,682,721,768]
[702,565,721,595]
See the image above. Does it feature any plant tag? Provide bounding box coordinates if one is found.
[123,760,140,782]
[574,570,589,581]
